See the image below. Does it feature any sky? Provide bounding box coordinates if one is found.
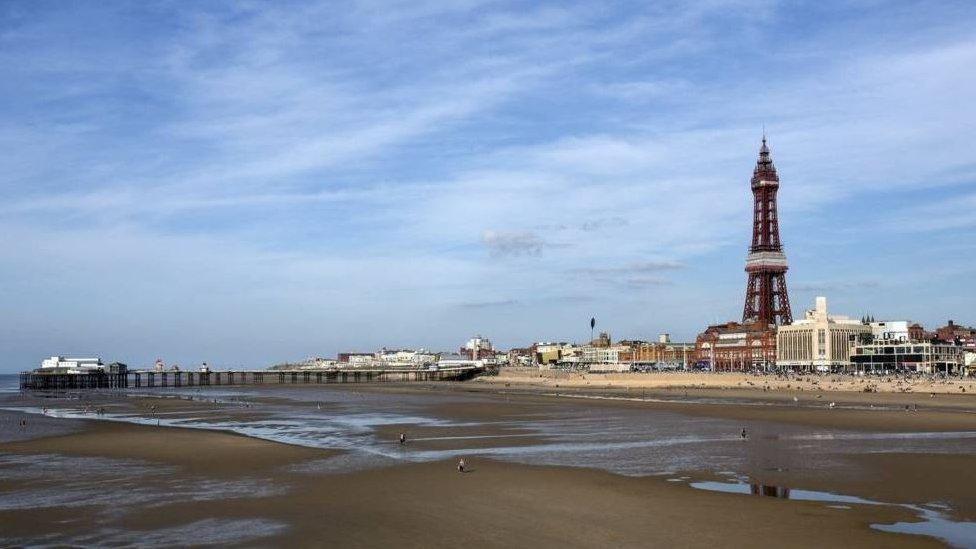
[1,1,974,371]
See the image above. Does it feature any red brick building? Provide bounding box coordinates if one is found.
[694,321,777,371]
[935,320,976,349]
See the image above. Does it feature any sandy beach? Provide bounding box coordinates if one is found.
[0,419,949,548]
[480,367,976,395]
[3,379,976,547]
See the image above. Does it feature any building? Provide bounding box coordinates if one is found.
[581,344,632,371]
[626,340,694,369]
[849,340,965,375]
[908,323,932,342]
[533,342,563,365]
[338,352,375,364]
[589,332,612,348]
[378,349,438,368]
[869,320,911,342]
[533,342,579,367]
[460,336,496,360]
[695,322,777,371]
[336,349,439,369]
[438,353,484,369]
[39,356,104,373]
[934,320,976,349]
[506,347,533,367]
[345,354,378,367]
[292,357,339,369]
[695,137,793,371]
[776,296,870,372]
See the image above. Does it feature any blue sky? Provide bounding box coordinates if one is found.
[1,1,974,371]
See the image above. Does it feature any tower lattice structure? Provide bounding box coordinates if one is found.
[742,137,793,327]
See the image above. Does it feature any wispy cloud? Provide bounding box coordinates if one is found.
[1,1,974,368]
[571,261,686,276]
[481,231,547,258]
[456,299,520,309]
[792,281,881,293]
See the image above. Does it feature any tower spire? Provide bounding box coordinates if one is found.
[752,134,777,184]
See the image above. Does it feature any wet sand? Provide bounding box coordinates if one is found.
[334,380,976,436]
[4,379,976,546]
[0,419,948,548]
[2,419,327,475]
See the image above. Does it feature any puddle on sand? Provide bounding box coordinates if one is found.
[690,481,876,505]
[873,508,976,549]
[689,480,976,548]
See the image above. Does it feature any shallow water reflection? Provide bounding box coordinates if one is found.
[690,480,976,548]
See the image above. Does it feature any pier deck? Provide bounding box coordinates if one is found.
[19,366,486,391]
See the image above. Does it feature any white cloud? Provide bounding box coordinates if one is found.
[1,1,975,367]
[481,230,546,258]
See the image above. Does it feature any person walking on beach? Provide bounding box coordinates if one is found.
[740,428,748,439]
[399,433,406,445]
[457,458,466,473]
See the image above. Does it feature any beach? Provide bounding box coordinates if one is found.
[479,367,976,395]
[2,377,976,547]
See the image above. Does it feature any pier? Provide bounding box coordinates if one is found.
[19,366,486,391]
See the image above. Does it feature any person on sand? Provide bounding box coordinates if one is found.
[399,433,406,445]
[740,428,748,439]
[457,458,466,473]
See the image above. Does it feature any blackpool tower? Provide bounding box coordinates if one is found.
[742,136,793,326]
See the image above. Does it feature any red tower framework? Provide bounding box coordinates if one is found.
[742,137,793,326]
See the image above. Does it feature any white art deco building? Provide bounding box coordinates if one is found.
[776,297,870,372]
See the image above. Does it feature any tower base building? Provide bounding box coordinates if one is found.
[695,322,776,372]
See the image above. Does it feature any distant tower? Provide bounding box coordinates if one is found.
[742,136,793,326]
